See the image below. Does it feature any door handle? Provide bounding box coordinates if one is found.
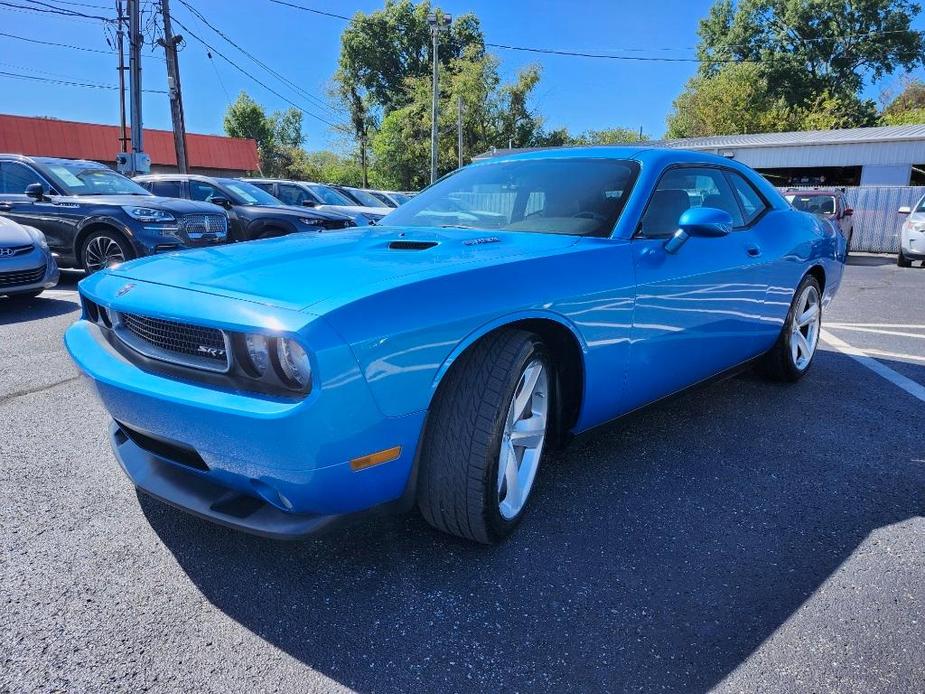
[745,243,761,257]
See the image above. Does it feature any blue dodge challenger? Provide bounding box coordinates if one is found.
[65,147,845,543]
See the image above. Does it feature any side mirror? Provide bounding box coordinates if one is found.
[898,206,912,215]
[210,196,231,209]
[664,207,733,254]
[843,208,853,217]
[25,183,46,201]
[301,199,317,207]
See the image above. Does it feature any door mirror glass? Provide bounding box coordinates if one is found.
[210,196,231,208]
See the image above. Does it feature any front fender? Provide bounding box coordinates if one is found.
[75,214,136,254]
[428,308,588,393]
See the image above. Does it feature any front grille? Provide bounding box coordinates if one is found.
[0,264,45,287]
[0,244,35,258]
[114,312,230,372]
[179,214,227,241]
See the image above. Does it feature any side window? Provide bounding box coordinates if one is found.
[727,172,768,225]
[150,180,182,198]
[189,180,223,202]
[0,162,44,194]
[277,184,310,206]
[638,167,744,238]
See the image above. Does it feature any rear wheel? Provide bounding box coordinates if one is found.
[897,250,913,268]
[759,274,822,382]
[418,329,553,544]
[82,230,134,274]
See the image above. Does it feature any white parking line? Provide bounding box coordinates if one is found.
[825,325,925,339]
[820,329,925,403]
[826,323,925,329]
[862,349,925,364]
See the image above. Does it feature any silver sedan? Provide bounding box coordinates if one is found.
[0,216,59,298]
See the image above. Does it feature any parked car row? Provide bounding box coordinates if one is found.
[0,153,418,296]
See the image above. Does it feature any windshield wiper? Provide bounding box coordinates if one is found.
[439,224,480,230]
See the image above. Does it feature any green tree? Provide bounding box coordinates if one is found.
[675,0,925,135]
[881,78,925,124]
[666,63,801,137]
[698,0,925,102]
[223,93,307,176]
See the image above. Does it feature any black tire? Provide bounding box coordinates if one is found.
[759,274,822,382]
[81,229,135,274]
[845,230,853,258]
[418,329,553,544]
[897,250,913,268]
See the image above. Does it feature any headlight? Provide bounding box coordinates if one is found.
[243,333,269,376]
[299,217,325,227]
[122,206,176,223]
[276,338,312,389]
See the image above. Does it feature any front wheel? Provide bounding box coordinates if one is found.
[898,250,913,268]
[82,230,134,274]
[759,274,822,382]
[418,329,553,544]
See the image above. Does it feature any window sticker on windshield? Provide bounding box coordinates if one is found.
[49,166,85,187]
[225,184,257,204]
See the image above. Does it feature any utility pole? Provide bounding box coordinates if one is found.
[456,94,463,169]
[427,12,451,183]
[124,0,148,175]
[159,0,189,173]
[115,0,127,153]
[360,132,368,187]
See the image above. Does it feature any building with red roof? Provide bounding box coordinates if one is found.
[0,113,259,177]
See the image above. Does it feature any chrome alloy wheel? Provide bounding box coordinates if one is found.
[84,235,126,272]
[497,358,548,520]
[790,284,821,370]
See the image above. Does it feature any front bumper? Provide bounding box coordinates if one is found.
[65,279,425,537]
[901,227,925,258]
[0,250,59,295]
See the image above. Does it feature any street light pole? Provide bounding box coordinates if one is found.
[428,12,451,184]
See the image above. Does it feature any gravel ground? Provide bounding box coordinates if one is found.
[1,258,923,693]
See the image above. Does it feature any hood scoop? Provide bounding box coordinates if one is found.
[388,240,439,251]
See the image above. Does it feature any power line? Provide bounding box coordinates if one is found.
[174,0,339,117]
[170,14,350,132]
[0,29,165,60]
[0,68,166,92]
[267,0,347,21]
[11,0,114,21]
[267,0,925,63]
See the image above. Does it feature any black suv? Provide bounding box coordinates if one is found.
[0,155,229,272]
[134,174,355,242]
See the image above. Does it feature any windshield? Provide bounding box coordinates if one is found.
[219,179,283,206]
[45,164,150,196]
[390,192,411,205]
[786,194,837,216]
[382,158,640,236]
[344,187,387,208]
[309,184,355,206]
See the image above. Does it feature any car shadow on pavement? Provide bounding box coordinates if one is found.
[0,296,78,324]
[846,254,897,267]
[141,350,925,693]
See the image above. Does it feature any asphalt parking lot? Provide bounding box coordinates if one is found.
[1,257,923,693]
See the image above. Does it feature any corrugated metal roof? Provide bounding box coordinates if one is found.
[654,124,925,150]
[0,113,259,171]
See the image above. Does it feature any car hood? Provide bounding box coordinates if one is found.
[236,204,351,222]
[906,211,925,224]
[58,194,223,214]
[106,226,581,312]
[317,204,391,217]
[0,216,35,245]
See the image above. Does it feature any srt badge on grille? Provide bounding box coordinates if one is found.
[117,283,135,296]
[197,345,226,358]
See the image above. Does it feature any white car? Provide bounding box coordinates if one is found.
[898,197,925,267]
[245,179,390,225]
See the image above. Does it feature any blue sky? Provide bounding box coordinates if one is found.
[2,0,924,151]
